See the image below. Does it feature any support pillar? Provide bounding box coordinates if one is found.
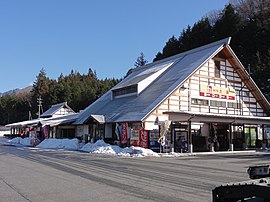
[188,120,193,153]
[262,125,267,149]
[171,122,175,153]
[229,123,234,151]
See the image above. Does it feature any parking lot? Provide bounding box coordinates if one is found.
[0,145,270,202]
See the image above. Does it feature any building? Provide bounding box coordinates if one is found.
[0,126,10,137]
[74,37,270,152]
[6,102,77,140]
[39,102,75,118]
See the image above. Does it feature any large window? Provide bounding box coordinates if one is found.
[215,61,221,78]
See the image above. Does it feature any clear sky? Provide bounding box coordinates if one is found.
[0,0,230,92]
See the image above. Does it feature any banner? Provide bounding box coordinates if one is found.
[42,125,49,139]
[139,129,149,148]
[121,123,128,144]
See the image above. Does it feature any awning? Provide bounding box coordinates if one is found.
[5,118,44,128]
[164,111,270,125]
[6,114,78,128]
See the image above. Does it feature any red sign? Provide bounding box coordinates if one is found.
[220,95,227,99]
[200,85,235,100]
[42,125,49,139]
[121,123,128,144]
[139,129,149,148]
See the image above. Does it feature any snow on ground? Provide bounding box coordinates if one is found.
[0,137,199,157]
[80,140,160,157]
[0,137,37,147]
[36,138,79,150]
[0,137,10,145]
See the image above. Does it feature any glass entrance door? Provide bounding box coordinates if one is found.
[244,127,257,148]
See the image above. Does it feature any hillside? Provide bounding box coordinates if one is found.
[0,86,33,97]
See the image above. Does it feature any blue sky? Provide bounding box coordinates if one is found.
[0,0,229,92]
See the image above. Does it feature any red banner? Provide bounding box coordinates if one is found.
[121,123,128,144]
[139,129,149,148]
[42,125,49,139]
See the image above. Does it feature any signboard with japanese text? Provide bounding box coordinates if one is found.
[139,129,149,148]
[200,85,235,100]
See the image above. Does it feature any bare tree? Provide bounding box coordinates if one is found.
[206,9,221,27]
[231,0,270,21]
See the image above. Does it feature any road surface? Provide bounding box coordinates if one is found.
[0,145,269,202]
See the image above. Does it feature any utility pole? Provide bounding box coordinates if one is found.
[37,96,43,118]
[29,111,32,120]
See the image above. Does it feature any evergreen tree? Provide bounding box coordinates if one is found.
[213,4,241,40]
[31,68,52,117]
[32,68,50,97]
[134,52,148,67]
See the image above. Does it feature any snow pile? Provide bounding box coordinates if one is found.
[129,146,159,157]
[0,137,10,145]
[160,152,196,157]
[81,140,159,157]
[36,138,79,150]
[8,137,37,147]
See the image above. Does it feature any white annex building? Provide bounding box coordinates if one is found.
[74,37,270,152]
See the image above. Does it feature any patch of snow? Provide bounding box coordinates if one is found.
[0,137,10,145]
[160,152,196,157]
[6,137,37,147]
[1,137,197,158]
[80,140,159,157]
[36,138,79,150]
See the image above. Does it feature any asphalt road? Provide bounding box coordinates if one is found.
[0,145,270,202]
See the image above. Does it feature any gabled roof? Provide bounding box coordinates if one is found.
[74,37,270,124]
[40,102,74,118]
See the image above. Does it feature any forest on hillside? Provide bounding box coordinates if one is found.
[0,68,119,125]
[0,0,269,125]
[154,0,270,99]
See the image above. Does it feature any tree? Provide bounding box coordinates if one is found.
[213,4,241,40]
[154,35,180,61]
[134,52,148,67]
[32,68,50,97]
[152,0,270,103]
[31,68,53,117]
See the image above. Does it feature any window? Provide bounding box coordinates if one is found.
[210,100,226,107]
[215,61,221,78]
[112,85,137,97]
[191,98,209,106]
[242,91,249,97]
[228,102,241,109]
